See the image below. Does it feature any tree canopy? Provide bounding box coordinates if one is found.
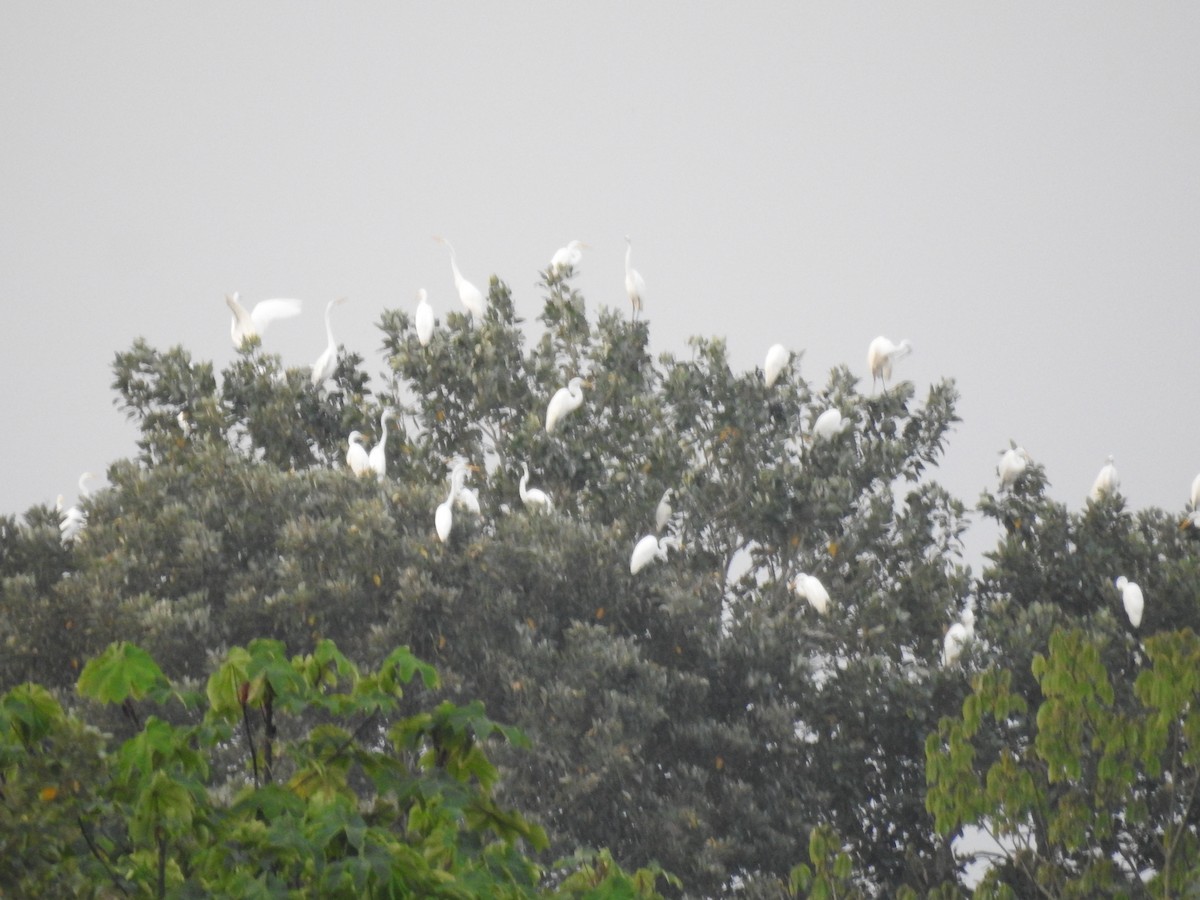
[2,266,1198,896]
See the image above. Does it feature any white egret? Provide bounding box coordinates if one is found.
[867,336,912,393]
[226,292,302,348]
[310,297,347,387]
[551,240,587,273]
[367,410,395,480]
[176,410,194,435]
[793,572,830,616]
[624,235,645,320]
[812,409,851,442]
[1191,472,1200,510]
[1114,576,1144,628]
[545,377,588,433]
[436,459,473,542]
[1089,455,1119,502]
[655,489,673,533]
[346,432,371,477]
[998,446,1032,492]
[764,344,790,389]
[456,486,481,515]
[415,289,434,347]
[942,610,976,667]
[630,533,678,575]
[519,463,552,512]
[433,237,485,322]
[59,472,94,545]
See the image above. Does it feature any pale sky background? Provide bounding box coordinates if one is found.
[3,4,1198,569]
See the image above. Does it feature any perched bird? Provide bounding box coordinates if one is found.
[867,336,912,393]
[630,533,678,574]
[368,411,395,480]
[456,486,481,515]
[310,297,348,387]
[346,432,371,476]
[545,377,588,432]
[1190,472,1200,510]
[812,408,852,442]
[942,610,976,667]
[1115,576,1144,628]
[764,344,790,389]
[226,292,302,348]
[433,237,485,322]
[793,572,830,615]
[624,235,645,320]
[1090,455,1120,502]
[59,472,94,545]
[998,446,1032,492]
[655,489,673,533]
[415,289,434,347]
[435,460,473,543]
[519,463,552,512]
[551,240,587,273]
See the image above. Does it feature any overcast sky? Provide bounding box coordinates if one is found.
[3,4,1198,566]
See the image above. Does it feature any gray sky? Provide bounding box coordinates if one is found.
[3,4,1198,566]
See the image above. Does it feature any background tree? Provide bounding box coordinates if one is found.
[2,267,972,895]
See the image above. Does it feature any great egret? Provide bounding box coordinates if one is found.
[1089,455,1119,502]
[764,344,790,389]
[812,409,851,441]
[793,572,830,616]
[630,533,678,574]
[545,377,588,432]
[519,463,552,512]
[655,489,673,532]
[551,240,587,273]
[624,236,645,320]
[1190,472,1200,510]
[346,432,371,476]
[310,297,347,387]
[433,237,485,322]
[942,610,976,667]
[226,292,302,348]
[456,486,481,515]
[59,472,94,545]
[1115,576,1144,628]
[867,336,912,392]
[436,459,473,542]
[998,446,1032,491]
[368,410,394,480]
[415,289,434,347]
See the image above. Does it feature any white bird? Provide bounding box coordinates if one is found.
[1115,576,1144,628]
[1090,455,1120,502]
[436,459,473,542]
[942,610,976,667]
[455,486,481,515]
[1190,472,1200,510]
[310,297,347,387]
[434,237,485,322]
[998,446,1032,491]
[655,489,673,533]
[793,572,830,616]
[346,431,371,476]
[545,377,588,433]
[867,336,913,393]
[551,240,587,273]
[59,472,94,545]
[176,410,194,435]
[764,344,790,389]
[630,534,678,575]
[226,292,302,348]
[624,235,645,320]
[415,289,434,347]
[519,463,552,512]
[812,408,852,442]
[368,410,394,480]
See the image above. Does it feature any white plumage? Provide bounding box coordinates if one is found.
[1090,455,1120,502]
[998,446,1032,491]
[545,377,587,433]
[59,472,94,545]
[551,240,587,273]
[310,297,347,387]
[630,534,678,574]
[942,610,976,667]
[434,237,485,322]
[624,236,645,319]
[764,344,789,389]
[793,572,830,615]
[367,411,394,481]
[415,289,434,347]
[226,292,302,348]
[812,409,851,442]
[346,432,371,477]
[866,336,912,392]
[1115,576,1144,628]
[519,463,552,512]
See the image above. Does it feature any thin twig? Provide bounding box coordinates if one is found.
[78,816,130,897]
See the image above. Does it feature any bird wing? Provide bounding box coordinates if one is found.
[250,298,303,332]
